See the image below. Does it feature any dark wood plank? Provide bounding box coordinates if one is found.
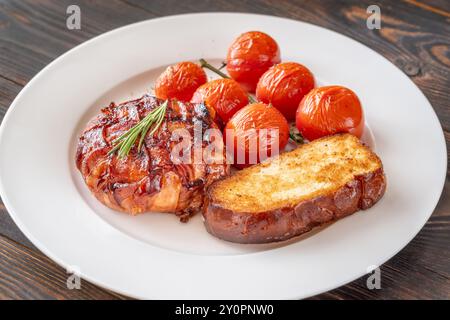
[0,77,21,121]
[0,196,35,249]
[0,0,154,251]
[0,0,154,85]
[0,234,124,299]
[0,0,448,300]
[314,212,450,299]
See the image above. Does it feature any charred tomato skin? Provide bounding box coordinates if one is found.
[256,62,315,121]
[226,31,281,92]
[296,85,364,141]
[191,78,248,125]
[225,103,289,169]
[154,62,207,101]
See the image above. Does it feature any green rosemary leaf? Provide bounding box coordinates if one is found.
[119,129,140,158]
[108,100,168,158]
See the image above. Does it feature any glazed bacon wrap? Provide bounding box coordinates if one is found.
[76,95,229,221]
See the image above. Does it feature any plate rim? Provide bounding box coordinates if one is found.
[0,12,447,299]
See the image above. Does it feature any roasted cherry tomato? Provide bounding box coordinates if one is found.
[296,86,364,141]
[191,78,248,125]
[154,61,207,101]
[226,31,281,92]
[225,103,289,169]
[256,62,315,120]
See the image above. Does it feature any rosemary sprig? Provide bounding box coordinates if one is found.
[108,100,168,158]
[199,58,257,104]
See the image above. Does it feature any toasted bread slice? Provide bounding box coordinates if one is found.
[203,134,386,243]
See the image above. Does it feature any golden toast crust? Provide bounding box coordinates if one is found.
[203,134,386,243]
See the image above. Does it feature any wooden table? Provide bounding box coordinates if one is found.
[0,0,449,300]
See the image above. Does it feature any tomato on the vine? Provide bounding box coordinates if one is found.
[191,78,248,125]
[224,103,289,169]
[226,31,280,92]
[154,62,207,101]
[296,86,364,141]
[256,62,315,120]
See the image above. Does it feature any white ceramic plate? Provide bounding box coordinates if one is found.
[0,13,446,299]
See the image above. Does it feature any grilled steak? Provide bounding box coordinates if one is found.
[76,95,229,221]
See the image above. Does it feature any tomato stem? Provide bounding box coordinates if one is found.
[199,59,230,79]
[199,58,258,104]
[248,95,256,104]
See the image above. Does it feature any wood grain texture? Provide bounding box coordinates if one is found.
[0,77,20,120]
[0,196,35,249]
[0,0,448,300]
[0,234,124,299]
